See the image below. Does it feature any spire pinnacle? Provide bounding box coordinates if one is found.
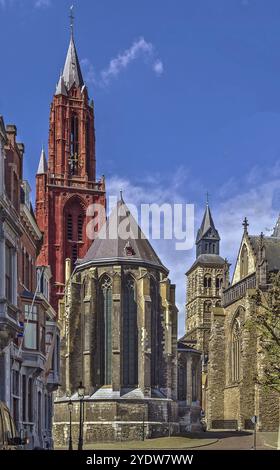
[37,146,47,175]
[196,200,220,257]
[61,16,84,91]
[70,5,74,37]
[243,217,249,234]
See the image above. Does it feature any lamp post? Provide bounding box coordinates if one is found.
[68,400,73,451]
[77,382,85,451]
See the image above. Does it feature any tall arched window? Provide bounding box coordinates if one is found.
[204,274,212,289]
[28,378,33,422]
[123,275,138,387]
[78,214,83,241]
[240,245,248,279]
[70,114,79,175]
[65,200,85,266]
[192,366,198,402]
[231,316,241,383]
[150,279,159,388]
[86,119,91,177]
[67,214,73,240]
[216,276,223,290]
[37,391,42,436]
[99,275,112,385]
[177,359,187,401]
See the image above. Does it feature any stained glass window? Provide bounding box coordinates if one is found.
[100,275,112,385]
[123,275,138,387]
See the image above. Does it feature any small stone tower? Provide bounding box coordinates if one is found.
[185,203,229,358]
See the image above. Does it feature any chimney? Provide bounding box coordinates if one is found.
[5,124,17,146]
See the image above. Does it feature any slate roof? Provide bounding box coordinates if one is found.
[248,234,280,272]
[196,204,220,243]
[78,197,168,273]
[0,116,7,142]
[55,74,68,96]
[186,253,225,275]
[177,335,201,354]
[62,33,84,91]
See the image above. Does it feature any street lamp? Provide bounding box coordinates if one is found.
[68,400,73,451]
[77,382,85,451]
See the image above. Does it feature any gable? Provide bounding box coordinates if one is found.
[232,234,257,285]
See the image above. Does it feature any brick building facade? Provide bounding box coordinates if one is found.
[0,118,59,449]
[36,30,106,312]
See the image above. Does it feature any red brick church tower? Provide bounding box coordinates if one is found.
[36,19,106,311]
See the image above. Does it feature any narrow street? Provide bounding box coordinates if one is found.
[190,431,277,450]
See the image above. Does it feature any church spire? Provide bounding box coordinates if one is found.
[196,202,220,257]
[61,7,84,91]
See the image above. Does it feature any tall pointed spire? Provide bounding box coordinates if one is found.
[61,6,84,91]
[37,146,47,174]
[196,202,220,257]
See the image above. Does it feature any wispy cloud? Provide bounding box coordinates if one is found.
[153,60,164,76]
[0,0,51,8]
[82,37,164,87]
[80,58,98,87]
[34,0,51,8]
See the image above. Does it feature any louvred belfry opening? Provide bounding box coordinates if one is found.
[36,26,106,312]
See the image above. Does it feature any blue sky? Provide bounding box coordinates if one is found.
[1,0,280,335]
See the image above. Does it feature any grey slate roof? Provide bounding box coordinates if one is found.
[177,335,201,353]
[249,234,280,272]
[55,74,68,96]
[78,198,168,273]
[62,34,84,90]
[58,387,167,401]
[0,116,7,142]
[187,253,225,274]
[37,147,47,174]
[196,204,220,243]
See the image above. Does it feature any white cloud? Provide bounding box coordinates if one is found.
[153,60,164,76]
[34,0,51,7]
[106,163,280,339]
[80,58,97,86]
[100,37,163,85]
[0,0,51,8]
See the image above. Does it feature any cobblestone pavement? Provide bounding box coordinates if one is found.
[188,431,277,450]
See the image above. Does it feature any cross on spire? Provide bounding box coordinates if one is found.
[243,217,249,233]
[70,5,74,36]
[206,191,210,206]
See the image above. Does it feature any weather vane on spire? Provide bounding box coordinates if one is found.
[206,191,210,206]
[70,5,74,35]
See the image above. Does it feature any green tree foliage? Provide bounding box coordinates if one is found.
[251,273,280,393]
